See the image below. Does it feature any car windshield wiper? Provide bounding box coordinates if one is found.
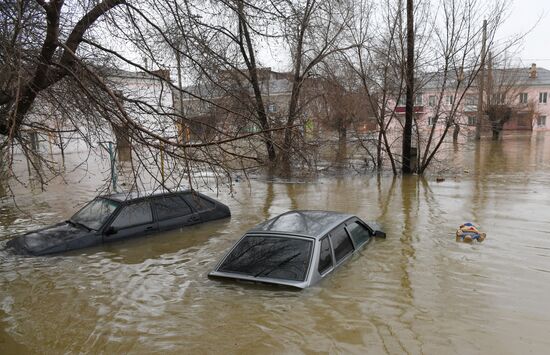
[67,219,92,231]
[254,252,301,278]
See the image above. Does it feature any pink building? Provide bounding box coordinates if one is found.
[395,64,550,136]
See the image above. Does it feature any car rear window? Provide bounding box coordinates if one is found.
[218,235,313,282]
[347,222,371,247]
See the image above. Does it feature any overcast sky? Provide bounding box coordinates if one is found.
[498,0,550,66]
[256,0,550,72]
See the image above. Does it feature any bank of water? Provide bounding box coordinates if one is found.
[1,132,550,354]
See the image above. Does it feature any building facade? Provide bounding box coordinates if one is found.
[397,64,550,136]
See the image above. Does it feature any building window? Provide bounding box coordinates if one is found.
[397,97,406,106]
[243,123,260,133]
[492,93,505,105]
[468,116,477,126]
[428,117,437,126]
[267,103,277,113]
[446,95,454,105]
[537,115,547,127]
[519,93,528,104]
[539,92,547,104]
[415,94,423,106]
[428,95,437,106]
[465,95,476,105]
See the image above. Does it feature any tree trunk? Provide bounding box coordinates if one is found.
[453,123,460,142]
[0,0,125,138]
[337,125,347,165]
[376,128,383,168]
[402,0,415,174]
[476,20,487,140]
[236,0,276,162]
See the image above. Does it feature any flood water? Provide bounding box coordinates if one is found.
[1,132,550,354]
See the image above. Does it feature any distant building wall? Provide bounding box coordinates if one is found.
[392,65,550,137]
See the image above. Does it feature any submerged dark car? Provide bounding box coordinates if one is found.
[7,190,230,256]
[209,210,386,289]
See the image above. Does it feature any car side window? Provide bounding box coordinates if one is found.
[154,195,192,220]
[347,221,371,247]
[329,225,354,263]
[318,236,333,274]
[183,194,215,212]
[110,202,153,229]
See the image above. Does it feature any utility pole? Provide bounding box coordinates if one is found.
[476,20,487,140]
[176,44,186,145]
[487,51,493,104]
[402,0,415,173]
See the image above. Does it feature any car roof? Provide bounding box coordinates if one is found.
[248,210,354,239]
[102,188,193,202]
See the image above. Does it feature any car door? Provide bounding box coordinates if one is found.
[152,194,199,231]
[103,201,157,241]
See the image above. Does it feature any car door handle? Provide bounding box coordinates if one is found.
[145,226,154,230]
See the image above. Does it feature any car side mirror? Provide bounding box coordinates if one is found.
[374,230,386,239]
[105,226,117,235]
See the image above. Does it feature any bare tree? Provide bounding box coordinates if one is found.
[0,0,526,195]
[414,0,511,174]
[485,56,535,140]
[340,0,407,174]
[278,0,355,172]
[0,0,288,193]
[0,0,125,138]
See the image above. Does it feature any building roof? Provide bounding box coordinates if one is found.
[419,66,550,91]
[180,69,293,100]
[249,210,354,238]
[103,67,172,82]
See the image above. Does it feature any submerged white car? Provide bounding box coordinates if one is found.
[209,210,386,289]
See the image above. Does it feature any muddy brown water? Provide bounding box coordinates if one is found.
[1,133,550,354]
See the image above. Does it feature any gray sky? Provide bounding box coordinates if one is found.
[499,0,550,67]
[257,0,550,73]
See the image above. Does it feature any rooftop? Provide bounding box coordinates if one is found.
[180,69,293,100]
[420,66,550,90]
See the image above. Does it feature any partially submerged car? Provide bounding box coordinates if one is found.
[7,190,230,256]
[209,210,386,289]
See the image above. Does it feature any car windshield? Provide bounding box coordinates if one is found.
[218,235,313,282]
[71,198,120,230]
